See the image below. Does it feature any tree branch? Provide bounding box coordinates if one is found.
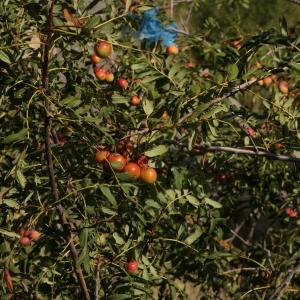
[42,1,90,299]
[178,78,258,124]
[164,140,300,164]
[287,0,300,5]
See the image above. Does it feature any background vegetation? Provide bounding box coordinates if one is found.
[1,0,300,299]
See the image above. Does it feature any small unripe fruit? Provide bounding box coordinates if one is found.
[94,41,112,58]
[278,80,289,94]
[166,45,179,55]
[90,54,101,64]
[20,237,31,246]
[117,77,129,89]
[105,71,114,82]
[130,95,140,106]
[126,260,139,273]
[29,230,41,241]
[140,167,157,184]
[94,67,107,81]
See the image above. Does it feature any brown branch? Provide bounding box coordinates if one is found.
[42,1,90,299]
[164,140,300,164]
[178,78,258,124]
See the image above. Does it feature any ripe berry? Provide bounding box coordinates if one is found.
[107,153,127,171]
[140,167,157,184]
[29,230,41,241]
[94,67,107,81]
[123,162,141,180]
[246,127,256,137]
[130,95,140,106]
[117,77,128,89]
[263,76,273,86]
[166,45,179,55]
[126,260,139,273]
[90,54,101,64]
[19,237,31,246]
[278,80,289,94]
[94,41,112,58]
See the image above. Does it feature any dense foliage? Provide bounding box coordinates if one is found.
[1,0,300,299]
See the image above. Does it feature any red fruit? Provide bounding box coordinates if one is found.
[95,149,110,162]
[130,95,140,106]
[166,45,179,55]
[231,40,241,50]
[185,62,194,68]
[137,155,148,168]
[107,153,127,171]
[29,230,41,241]
[126,260,139,273]
[123,162,141,180]
[19,237,31,246]
[94,67,107,81]
[278,80,288,94]
[263,76,273,86]
[94,40,112,58]
[246,127,256,137]
[286,207,297,218]
[90,54,101,64]
[140,167,157,184]
[117,77,128,89]
[105,71,114,82]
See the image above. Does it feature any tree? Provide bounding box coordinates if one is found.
[0,0,300,299]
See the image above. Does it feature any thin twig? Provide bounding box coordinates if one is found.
[178,78,258,124]
[42,1,90,299]
[268,263,300,300]
[163,140,300,164]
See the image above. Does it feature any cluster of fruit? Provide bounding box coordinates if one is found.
[19,229,41,246]
[91,40,142,106]
[256,75,289,94]
[95,147,157,184]
[91,41,115,83]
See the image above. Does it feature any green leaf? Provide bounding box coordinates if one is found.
[0,228,20,238]
[100,186,117,207]
[185,228,202,245]
[144,145,168,157]
[204,197,222,208]
[113,232,125,245]
[4,199,20,209]
[60,96,81,108]
[4,128,28,144]
[226,64,239,81]
[0,50,11,64]
[16,170,26,189]
[185,195,199,207]
[143,99,154,116]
